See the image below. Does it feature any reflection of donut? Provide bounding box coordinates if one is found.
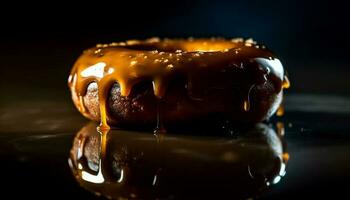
[69,122,288,199]
[68,38,289,130]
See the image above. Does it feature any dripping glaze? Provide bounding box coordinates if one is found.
[68,38,288,130]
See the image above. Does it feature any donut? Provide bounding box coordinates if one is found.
[68,38,289,130]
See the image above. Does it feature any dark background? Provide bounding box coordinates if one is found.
[1,1,350,199]
[1,0,350,102]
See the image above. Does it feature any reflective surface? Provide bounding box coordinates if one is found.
[69,123,287,199]
[2,95,350,199]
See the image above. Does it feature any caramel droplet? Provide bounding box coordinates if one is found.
[282,152,290,162]
[276,122,285,136]
[244,85,255,112]
[282,75,290,89]
[276,96,285,117]
[243,100,250,112]
[276,104,284,116]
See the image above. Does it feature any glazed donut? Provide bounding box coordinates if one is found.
[68,38,289,130]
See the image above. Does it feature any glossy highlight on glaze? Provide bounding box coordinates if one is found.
[68,38,288,130]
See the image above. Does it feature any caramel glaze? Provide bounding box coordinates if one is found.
[68,38,289,130]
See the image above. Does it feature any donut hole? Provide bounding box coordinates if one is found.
[123,39,238,53]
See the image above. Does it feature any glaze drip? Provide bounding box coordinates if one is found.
[154,99,166,136]
[282,75,290,89]
[244,84,255,112]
